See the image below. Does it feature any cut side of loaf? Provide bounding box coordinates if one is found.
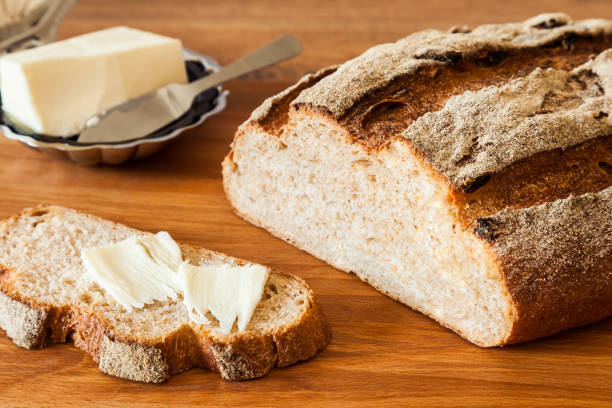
[223,13,612,347]
[0,205,330,382]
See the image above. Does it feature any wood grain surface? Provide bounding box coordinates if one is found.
[1,1,612,407]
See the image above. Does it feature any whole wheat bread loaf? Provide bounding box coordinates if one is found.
[0,205,330,382]
[223,13,612,346]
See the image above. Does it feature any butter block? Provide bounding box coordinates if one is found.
[0,26,187,136]
[179,262,270,333]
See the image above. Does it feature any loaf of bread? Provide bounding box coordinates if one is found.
[223,13,612,346]
[0,206,330,382]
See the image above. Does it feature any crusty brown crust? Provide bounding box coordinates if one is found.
[293,14,612,120]
[0,206,330,382]
[406,52,611,191]
[0,288,48,348]
[99,336,170,383]
[248,66,337,132]
[473,187,612,344]
[456,135,612,226]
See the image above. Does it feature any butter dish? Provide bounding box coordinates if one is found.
[0,48,228,165]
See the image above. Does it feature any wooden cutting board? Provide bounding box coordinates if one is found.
[1,1,611,406]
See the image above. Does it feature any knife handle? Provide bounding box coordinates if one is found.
[175,35,302,102]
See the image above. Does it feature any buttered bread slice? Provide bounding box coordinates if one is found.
[0,206,330,382]
[223,13,612,346]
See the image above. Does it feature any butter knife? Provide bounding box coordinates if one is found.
[77,35,301,144]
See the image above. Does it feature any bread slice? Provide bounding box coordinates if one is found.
[223,13,612,347]
[0,205,330,382]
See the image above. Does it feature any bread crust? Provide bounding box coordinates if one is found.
[473,188,612,344]
[0,206,331,382]
[0,287,48,348]
[293,13,611,118]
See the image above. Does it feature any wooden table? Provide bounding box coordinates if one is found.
[1,1,611,406]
